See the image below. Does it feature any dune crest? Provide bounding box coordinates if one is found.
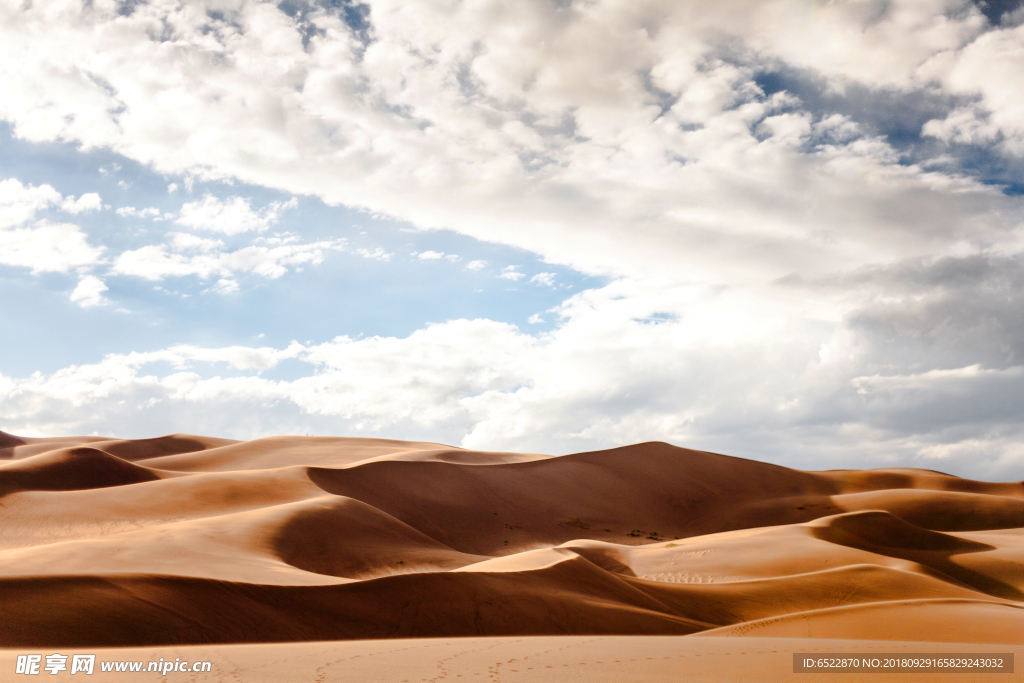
[0,447,164,497]
[0,429,26,453]
[0,432,1021,647]
[808,510,994,553]
[92,434,237,462]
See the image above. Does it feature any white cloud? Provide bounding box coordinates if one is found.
[466,260,487,271]
[0,178,61,229]
[0,222,104,274]
[0,178,105,274]
[499,266,525,281]
[113,245,220,281]
[111,232,344,282]
[69,275,109,307]
[208,278,240,295]
[60,192,101,214]
[530,272,555,287]
[0,178,102,226]
[415,251,462,263]
[116,206,162,219]
[920,22,1024,155]
[176,195,296,235]
[0,0,1016,287]
[355,247,392,261]
[170,232,224,252]
[528,313,544,324]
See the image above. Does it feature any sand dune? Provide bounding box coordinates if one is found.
[700,599,1024,644]
[831,488,1024,531]
[0,430,1021,651]
[140,435,460,472]
[0,467,324,550]
[0,433,230,461]
[0,447,165,496]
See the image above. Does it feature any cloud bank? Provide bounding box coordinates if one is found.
[2,0,1024,478]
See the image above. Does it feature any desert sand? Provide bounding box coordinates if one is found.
[1,431,1021,681]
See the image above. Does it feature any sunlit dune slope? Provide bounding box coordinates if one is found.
[0,430,1021,647]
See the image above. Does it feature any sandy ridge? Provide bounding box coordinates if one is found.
[0,430,1021,647]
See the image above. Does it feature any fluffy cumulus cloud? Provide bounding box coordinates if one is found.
[1,0,1021,284]
[0,178,105,275]
[2,0,1024,477]
[920,19,1024,154]
[176,195,297,234]
[0,222,104,274]
[0,174,337,297]
[69,274,109,307]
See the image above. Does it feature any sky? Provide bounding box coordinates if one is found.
[2,0,1024,479]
